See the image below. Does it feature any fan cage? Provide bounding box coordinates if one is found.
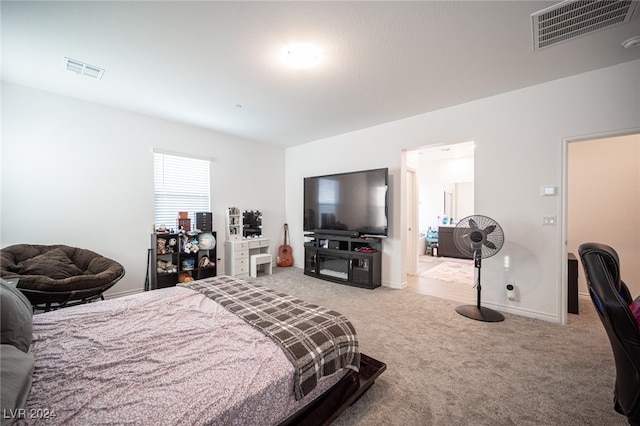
[453,215,504,259]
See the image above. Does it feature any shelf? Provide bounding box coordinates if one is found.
[226,207,242,241]
[149,231,217,290]
[304,233,381,289]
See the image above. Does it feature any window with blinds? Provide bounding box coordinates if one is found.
[317,178,339,218]
[153,152,210,230]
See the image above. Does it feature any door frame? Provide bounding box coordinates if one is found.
[406,167,418,275]
[560,127,640,324]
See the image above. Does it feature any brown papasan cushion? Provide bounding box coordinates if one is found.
[0,244,124,292]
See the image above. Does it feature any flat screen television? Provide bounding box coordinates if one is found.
[303,168,388,237]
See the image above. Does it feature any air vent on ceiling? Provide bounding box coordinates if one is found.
[532,0,639,50]
[62,57,105,79]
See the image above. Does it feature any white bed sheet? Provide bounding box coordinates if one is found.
[18,286,344,425]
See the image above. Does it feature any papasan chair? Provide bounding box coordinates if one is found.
[0,244,125,311]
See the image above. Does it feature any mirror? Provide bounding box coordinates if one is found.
[442,182,473,224]
[242,210,263,238]
[443,190,453,218]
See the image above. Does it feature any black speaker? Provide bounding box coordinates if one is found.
[314,229,359,238]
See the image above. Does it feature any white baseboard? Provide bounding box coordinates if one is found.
[384,280,406,289]
[104,288,143,300]
[482,301,561,323]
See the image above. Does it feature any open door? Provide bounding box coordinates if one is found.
[405,168,418,275]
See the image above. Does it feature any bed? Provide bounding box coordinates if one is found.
[1,275,385,425]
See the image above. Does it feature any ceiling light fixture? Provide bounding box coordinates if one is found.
[282,43,321,69]
[62,57,105,79]
[622,35,640,49]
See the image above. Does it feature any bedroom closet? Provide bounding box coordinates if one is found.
[566,133,640,299]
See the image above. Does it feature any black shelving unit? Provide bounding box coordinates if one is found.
[149,232,217,290]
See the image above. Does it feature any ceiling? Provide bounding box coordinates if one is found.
[2,1,639,148]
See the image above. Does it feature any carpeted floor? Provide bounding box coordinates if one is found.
[251,267,626,426]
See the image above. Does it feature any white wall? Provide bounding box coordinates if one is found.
[418,155,474,231]
[3,60,638,322]
[568,134,640,297]
[1,82,286,296]
[286,60,640,322]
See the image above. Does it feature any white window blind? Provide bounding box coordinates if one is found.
[153,152,210,230]
[317,177,339,221]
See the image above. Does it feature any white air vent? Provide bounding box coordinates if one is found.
[532,0,639,50]
[62,57,105,79]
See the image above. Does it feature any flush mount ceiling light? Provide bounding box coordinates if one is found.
[62,57,105,79]
[281,43,321,69]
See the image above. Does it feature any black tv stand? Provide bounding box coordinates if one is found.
[304,232,382,289]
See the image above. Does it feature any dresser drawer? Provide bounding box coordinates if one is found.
[233,266,249,277]
[235,249,248,259]
[234,262,248,275]
[248,239,269,249]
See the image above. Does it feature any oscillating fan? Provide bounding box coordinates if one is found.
[453,215,505,322]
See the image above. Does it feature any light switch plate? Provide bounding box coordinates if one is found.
[541,185,557,196]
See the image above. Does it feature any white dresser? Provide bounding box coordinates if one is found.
[225,238,270,277]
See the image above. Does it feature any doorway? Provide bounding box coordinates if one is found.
[403,141,476,303]
[565,132,640,310]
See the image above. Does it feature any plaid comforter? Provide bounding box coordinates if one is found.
[182,275,360,400]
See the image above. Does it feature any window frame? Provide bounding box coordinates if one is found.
[153,150,211,231]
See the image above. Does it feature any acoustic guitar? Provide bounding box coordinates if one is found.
[276,223,293,267]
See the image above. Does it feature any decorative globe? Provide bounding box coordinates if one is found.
[198,232,216,250]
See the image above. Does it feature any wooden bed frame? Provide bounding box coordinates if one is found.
[281,353,387,425]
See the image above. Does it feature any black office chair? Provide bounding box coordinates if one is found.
[578,243,640,426]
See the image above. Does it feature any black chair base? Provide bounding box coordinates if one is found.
[19,272,124,312]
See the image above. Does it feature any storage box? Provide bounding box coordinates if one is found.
[178,212,188,219]
[178,218,191,231]
[196,212,212,231]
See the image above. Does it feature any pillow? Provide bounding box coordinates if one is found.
[630,297,640,330]
[0,280,33,353]
[17,248,84,279]
[0,344,34,425]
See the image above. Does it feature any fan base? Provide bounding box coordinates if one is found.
[455,305,505,322]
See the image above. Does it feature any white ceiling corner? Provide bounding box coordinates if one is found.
[2,1,639,148]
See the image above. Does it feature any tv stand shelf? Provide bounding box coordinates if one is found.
[304,233,382,289]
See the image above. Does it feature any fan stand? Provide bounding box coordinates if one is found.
[455,253,505,322]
